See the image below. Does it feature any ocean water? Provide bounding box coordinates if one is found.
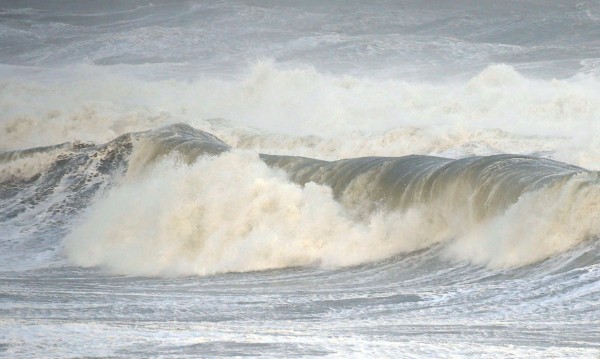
[1,1,600,357]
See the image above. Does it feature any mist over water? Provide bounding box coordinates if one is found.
[1,1,600,358]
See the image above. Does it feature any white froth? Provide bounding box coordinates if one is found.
[443,172,600,268]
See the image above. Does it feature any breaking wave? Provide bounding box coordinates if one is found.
[48,124,600,276]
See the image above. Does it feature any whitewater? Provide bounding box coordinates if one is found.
[1,1,600,357]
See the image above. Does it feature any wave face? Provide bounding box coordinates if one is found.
[2,1,600,358]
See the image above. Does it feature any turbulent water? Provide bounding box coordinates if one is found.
[1,1,600,358]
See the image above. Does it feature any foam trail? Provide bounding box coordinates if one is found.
[63,125,600,276]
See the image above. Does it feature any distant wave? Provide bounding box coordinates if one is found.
[2,63,599,170]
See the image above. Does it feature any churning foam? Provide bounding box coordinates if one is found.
[65,151,408,276]
[1,62,599,168]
